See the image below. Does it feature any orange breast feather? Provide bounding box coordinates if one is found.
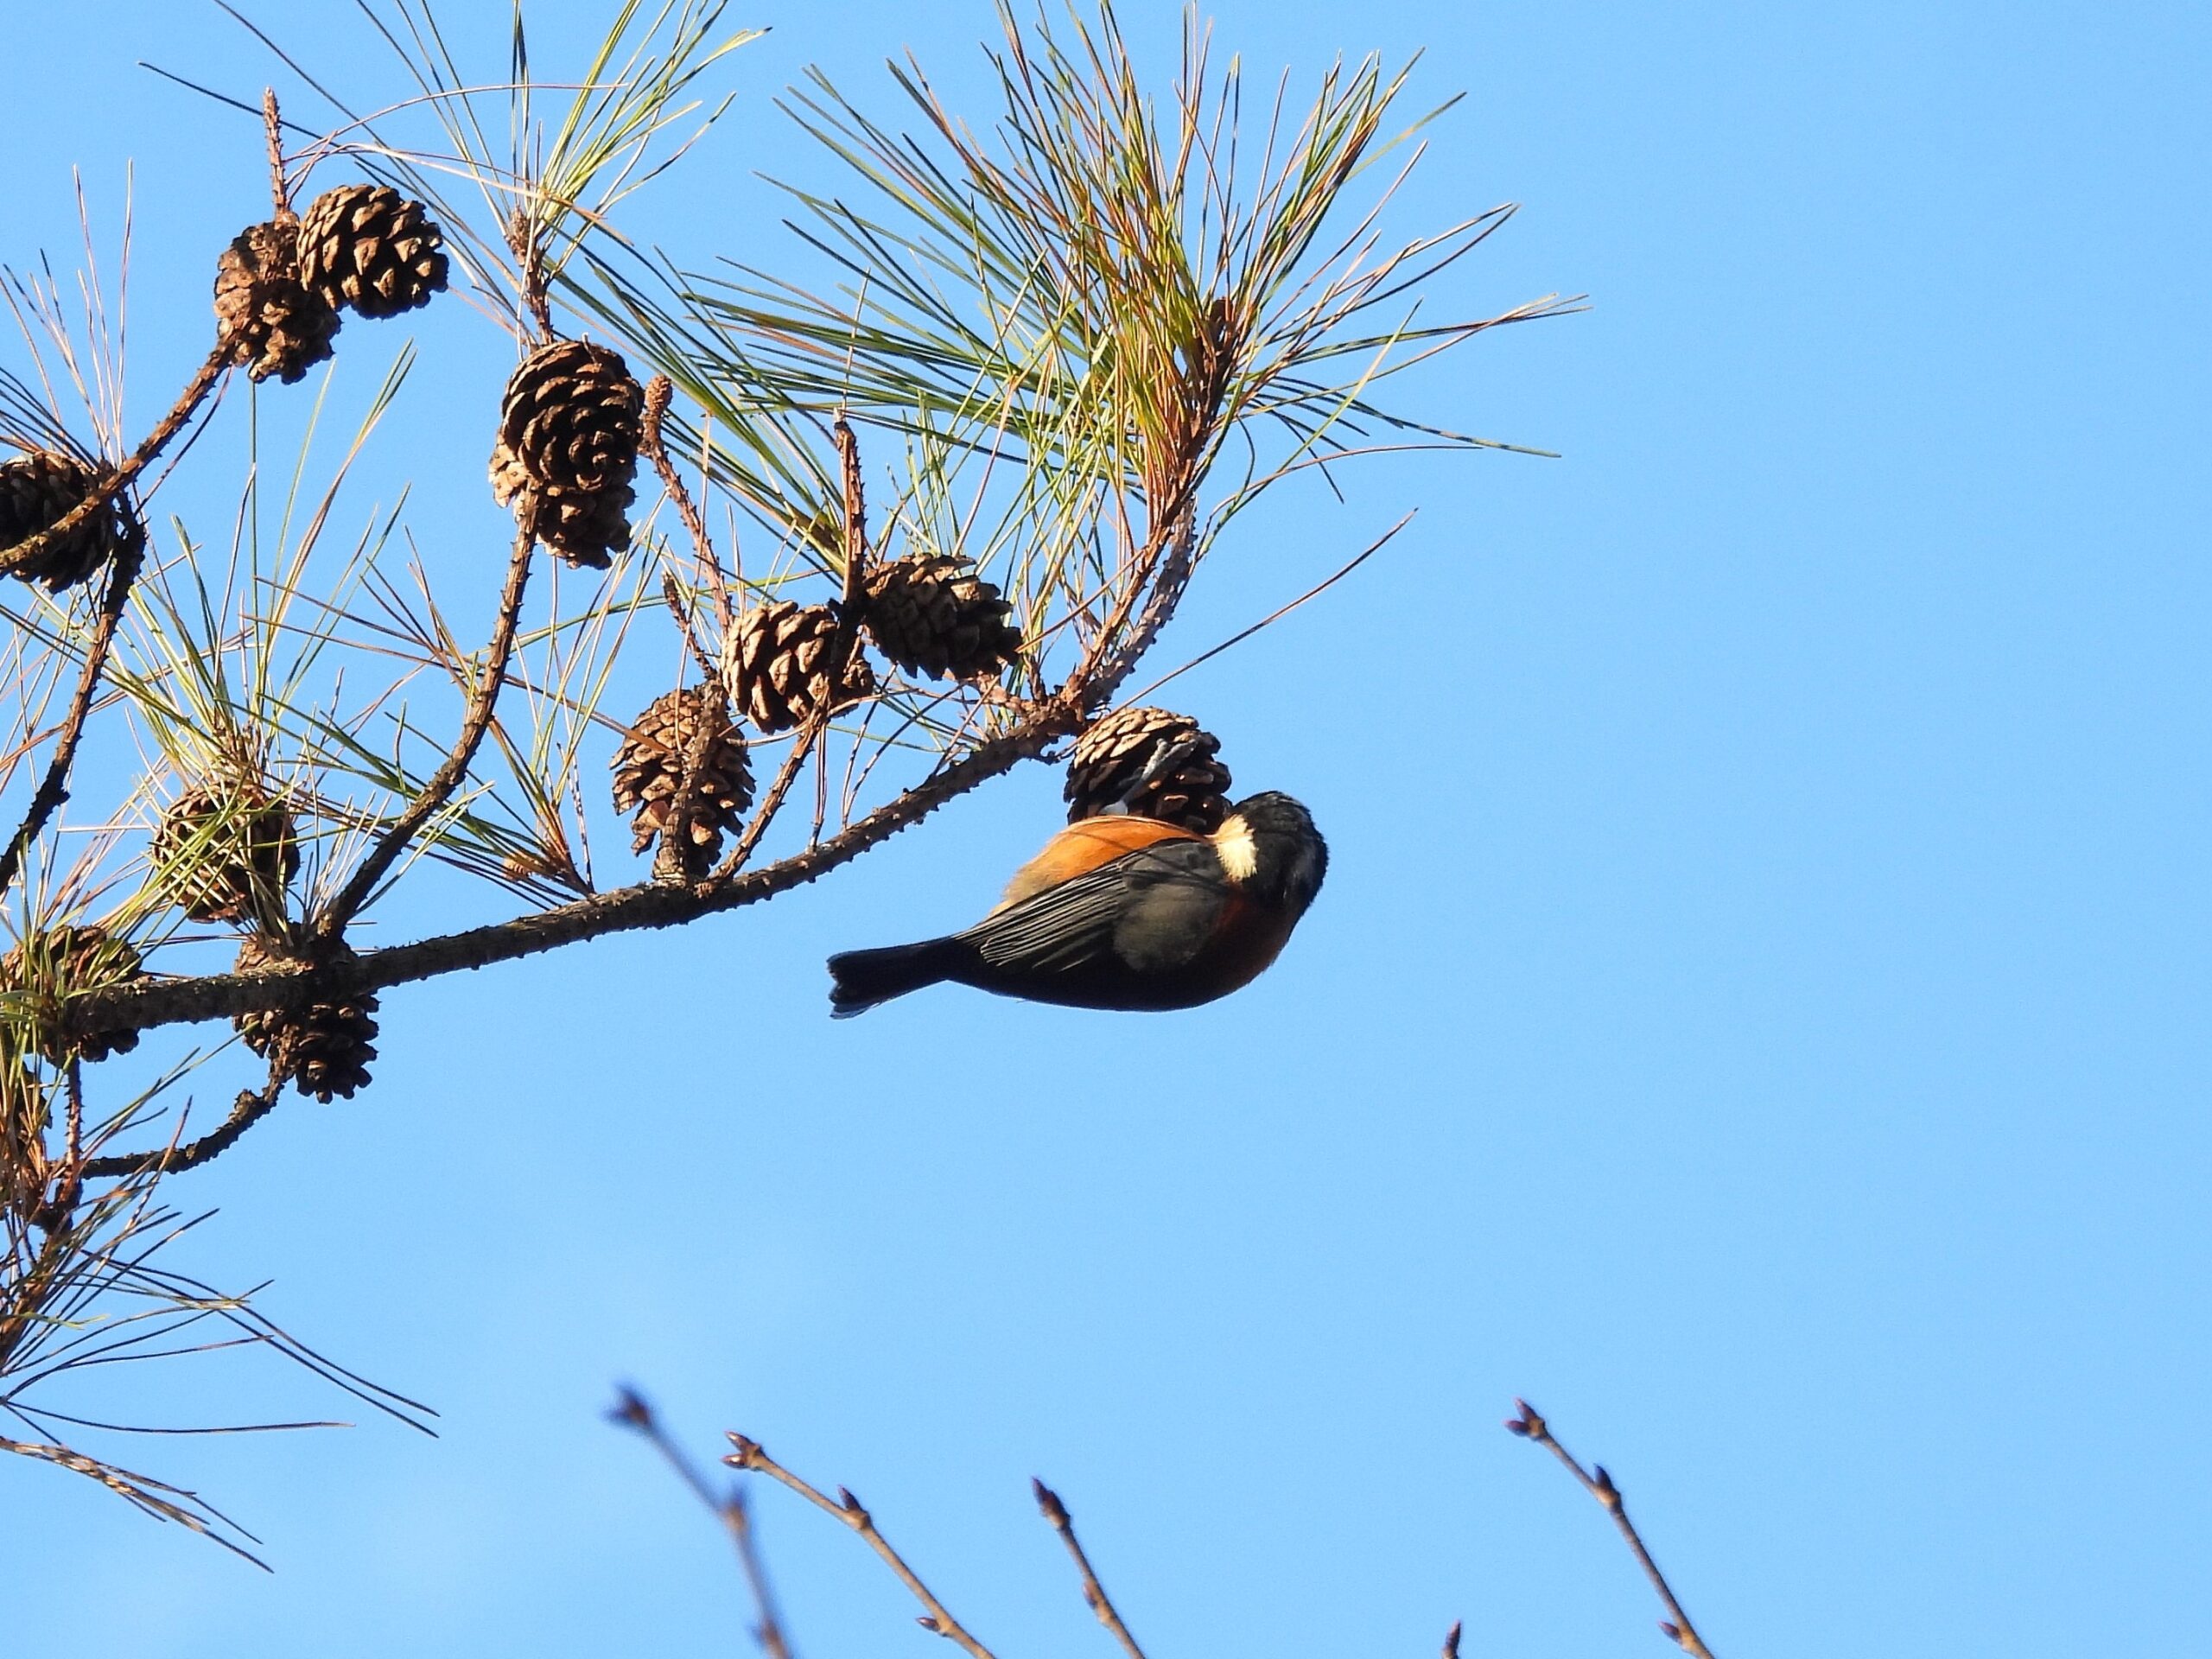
[988,816,1204,914]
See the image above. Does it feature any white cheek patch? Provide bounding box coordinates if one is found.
[1215,816,1258,882]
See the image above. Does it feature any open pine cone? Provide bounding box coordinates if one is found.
[0,448,137,594]
[489,340,644,569]
[610,686,755,876]
[1,924,144,1065]
[151,786,301,926]
[297,183,449,321]
[1064,706,1233,832]
[721,601,875,734]
[862,553,1022,681]
[234,933,379,1103]
[213,219,340,385]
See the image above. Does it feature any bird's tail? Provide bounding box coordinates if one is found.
[827,937,971,1018]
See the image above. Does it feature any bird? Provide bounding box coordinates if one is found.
[827,791,1326,1016]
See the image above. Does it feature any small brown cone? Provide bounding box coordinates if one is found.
[213,219,340,385]
[1,924,144,1065]
[721,601,875,735]
[610,685,754,876]
[296,183,448,321]
[0,448,135,594]
[151,786,301,925]
[234,934,378,1103]
[489,340,644,569]
[1064,706,1233,832]
[862,553,1022,681]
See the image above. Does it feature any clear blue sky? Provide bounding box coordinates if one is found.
[6,3,2208,1655]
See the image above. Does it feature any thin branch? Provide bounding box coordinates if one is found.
[726,1431,995,1659]
[608,1389,795,1659]
[263,88,289,216]
[0,344,229,582]
[318,522,535,931]
[79,1070,287,1181]
[1505,1400,1717,1658]
[1032,1478,1147,1659]
[0,520,145,897]
[69,698,1084,1040]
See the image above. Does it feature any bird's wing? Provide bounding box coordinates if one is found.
[989,816,1202,914]
[962,838,1229,976]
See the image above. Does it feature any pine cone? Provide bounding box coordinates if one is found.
[1,924,144,1065]
[489,340,644,569]
[234,934,378,1103]
[862,554,1022,681]
[296,183,448,321]
[213,219,340,384]
[151,786,300,925]
[1064,706,1232,832]
[0,448,135,594]
[721,601,874,735]
[610,685,754,875]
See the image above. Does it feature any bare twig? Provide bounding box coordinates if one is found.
[79,1069,287,1181]
[609,1389,794,1659]
[725,1431,996,1659]
[0,344,229,582]
[1032,1478,1147,1659]
[263,88,289,216]
[318,523,535,931]
[1506,1400,1717,1657]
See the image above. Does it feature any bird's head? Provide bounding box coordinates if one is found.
[1212,791,1327,917]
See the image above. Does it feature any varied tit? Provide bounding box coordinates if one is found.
[828,791,1327,1016]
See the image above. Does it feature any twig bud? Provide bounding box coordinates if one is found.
[723,1431,763,1469]
[1506,1398,1546,1439]
[1660,1620,1684,1645]
[917,1616,944,1635]
[838,1484,868,1519]
[1592,1465,1623,1510]
[1032,1477,1071,1526]
[606,1387,653,1430]
[1442,1620,1464,1659]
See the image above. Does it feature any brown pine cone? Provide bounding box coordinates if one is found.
[489,340,643,568]
[151,786,300,925]
[721,601,875,734]
[0,448,135,594]
[610,685,754,875]
[296,183,448,321]
[213,219,340,384]
[1,924,144,1065]
[1064,706,1233,832]
[862,554,1022,681]
[233,933,378,1103]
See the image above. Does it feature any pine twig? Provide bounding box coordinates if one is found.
[0,521,145,896]
[79,1067,288,1181]
[725,1431,996,1659]
[609,1390,795,1659]
[1032,1478,1148,1659]
[1505,1400,1717,1657]
[68,702,1084,1041]
[319,522,536,931]
[263,88,289,216]
[0,344,229,582]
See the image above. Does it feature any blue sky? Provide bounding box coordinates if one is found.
[5,3,2208,1655]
